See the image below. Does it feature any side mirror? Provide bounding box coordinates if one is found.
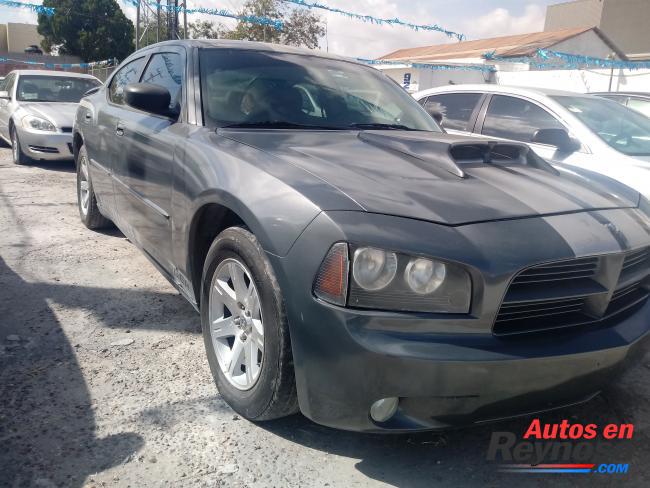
[125,83,173,118]
[532,128,580,153]
[0,91,10,100]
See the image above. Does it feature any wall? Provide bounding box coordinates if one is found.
[380,66,493,93]
[545,0,603,30]
[496,68,650,93]
[0,53,84,77]
[544,0,650,57]
[6,23,43,53]
[552,29,615,59]
[599,0,650,57]
[0,24,7,53]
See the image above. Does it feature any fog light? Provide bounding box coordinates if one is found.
[370,397,398,422]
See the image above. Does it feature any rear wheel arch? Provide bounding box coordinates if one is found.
[73,132,84,164]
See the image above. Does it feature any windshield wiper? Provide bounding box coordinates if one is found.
[348,123,420,131]
[219,121,341,130]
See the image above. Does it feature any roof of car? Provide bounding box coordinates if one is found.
[11,70,99,79]
[415,84,592,99]
[591,91,650,97]
[139,39,355,63]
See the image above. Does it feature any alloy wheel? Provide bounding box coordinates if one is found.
[78,154,90,215]
[11,128,18,162]
[209,258,264,390]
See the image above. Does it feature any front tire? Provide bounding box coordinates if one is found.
[10,125,30,165]
[77,145,111,229]
[201,227,298,421]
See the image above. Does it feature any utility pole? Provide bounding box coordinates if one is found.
[136,2,140,50]
[156,0,161,43]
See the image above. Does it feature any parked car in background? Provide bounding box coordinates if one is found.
[414,85,650,198]
[591,91,650,118]
[73,40,650,432]
[0,70,101,165]
[0,76,5,89]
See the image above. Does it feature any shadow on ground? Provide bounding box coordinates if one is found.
[0,257,144,487]
[28,159,76,174]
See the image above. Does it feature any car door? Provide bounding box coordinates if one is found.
[419,92,484,136]
[88,56,147,223]
[0,73,16,141]
[112,48,185,273]
[476,94,592,166]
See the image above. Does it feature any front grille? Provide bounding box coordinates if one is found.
[60,127,73,133]
[28,145,59,153]
[494,248,650,336]
[510,257,598,285]
[607,282,648,314]
[620,248,649,280]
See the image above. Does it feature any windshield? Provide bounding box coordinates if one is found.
[199,49,441,131]
[552,95,650,156]
[17,75,101,103]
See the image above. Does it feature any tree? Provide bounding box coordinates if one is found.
[37,0,134,62]
[187,20,228,40]
[225,0,325,49]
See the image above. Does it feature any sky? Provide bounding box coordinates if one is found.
[2,0,565,58]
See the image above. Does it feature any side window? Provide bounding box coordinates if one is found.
[3,73,16,94]
[424,93,482,131]
[627,98,650,117]
[482,95,564,143]
[140,52,183,111]
[108,57,146,105]
[417,96,428,107]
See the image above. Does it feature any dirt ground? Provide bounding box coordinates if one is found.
[0,145,649,488]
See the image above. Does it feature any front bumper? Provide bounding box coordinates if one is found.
[269,209,650,432]
[17,126,73,161]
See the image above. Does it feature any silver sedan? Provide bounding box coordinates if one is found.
[0,70,101,165]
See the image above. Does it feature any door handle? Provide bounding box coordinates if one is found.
[84,112,92,120]
[115,123,124,137]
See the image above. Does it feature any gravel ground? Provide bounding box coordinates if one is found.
[0,145,649,488]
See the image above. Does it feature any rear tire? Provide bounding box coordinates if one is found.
[77,144,112,230]
[201,226,299,421]
[10,125,30,165]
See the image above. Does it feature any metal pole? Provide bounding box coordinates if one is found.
[157,0,160,43]
[136,1,141,50]
[183,2,187,39]
[608,52,616,92]
[174,0,179,40]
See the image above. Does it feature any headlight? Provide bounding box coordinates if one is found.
[352,247,397,290]
[22,115,56,132]
[404,258,446,294]
[313,243,471,314]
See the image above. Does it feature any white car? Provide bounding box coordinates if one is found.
[0,70,101,164]
[414,85,650,198]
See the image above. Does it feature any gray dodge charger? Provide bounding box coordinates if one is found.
[73,40,650,432]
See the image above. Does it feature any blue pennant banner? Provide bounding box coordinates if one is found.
[282,0,464,40]
[484,49,650,70]
[0,56,115,69]
[359,58,495,73]
[0,0,54,15]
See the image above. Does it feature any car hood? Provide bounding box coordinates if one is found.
[223,130,639,226]
[20,102,77,128]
